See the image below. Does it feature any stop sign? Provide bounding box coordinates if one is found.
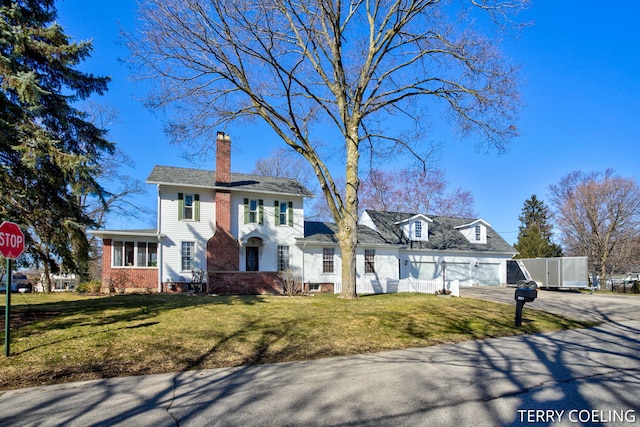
[0,221,25,259]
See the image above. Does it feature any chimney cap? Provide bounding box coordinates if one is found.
[217,131,230,140]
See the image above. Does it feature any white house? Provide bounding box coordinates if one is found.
[93,132,516,294]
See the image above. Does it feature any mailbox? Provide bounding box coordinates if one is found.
[514,280,538,303]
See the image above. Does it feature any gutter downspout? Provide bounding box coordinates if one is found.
[156,184,162,293]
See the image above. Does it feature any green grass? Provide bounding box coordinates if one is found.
[0,292,594,390]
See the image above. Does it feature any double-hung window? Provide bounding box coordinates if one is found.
[182,242,195,271]
[365,249,376,274]
[178,193,200,221]
[278,246,290,271]
[475,225,482,241]
[249,200,258,223]
[244,198,264,224]
[274,200,293,226]
[323,248,335,273]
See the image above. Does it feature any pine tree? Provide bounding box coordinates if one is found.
[0,1,114,286]
[514,195,563,258]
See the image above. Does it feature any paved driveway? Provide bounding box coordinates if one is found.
[0,289,638,426]
[461,286,639,323]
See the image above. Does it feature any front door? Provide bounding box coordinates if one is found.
[246,246,259,271]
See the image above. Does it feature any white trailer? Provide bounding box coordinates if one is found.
[507,257,589,289]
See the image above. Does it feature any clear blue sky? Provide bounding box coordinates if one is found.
[56,1,640,245]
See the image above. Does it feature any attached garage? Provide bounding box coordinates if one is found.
[446,262,471,287]
[478,263,501,286]
[410,262,439,280]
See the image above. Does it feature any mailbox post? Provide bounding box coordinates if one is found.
[514,280,537,327]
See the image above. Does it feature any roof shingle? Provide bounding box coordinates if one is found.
[147,165,314,197]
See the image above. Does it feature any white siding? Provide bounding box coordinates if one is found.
[232,192,305,272]
[302,245,341,284]
[357,246,399,281]
[158,185,215,282]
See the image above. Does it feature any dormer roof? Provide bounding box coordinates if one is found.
[394,214,434,226]
[360,210,515,254]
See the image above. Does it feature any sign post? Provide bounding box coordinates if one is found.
[1,221,25,357]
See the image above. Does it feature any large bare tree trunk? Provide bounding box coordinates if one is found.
[336,128,360,299]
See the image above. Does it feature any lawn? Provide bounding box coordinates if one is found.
[0,292,593,390]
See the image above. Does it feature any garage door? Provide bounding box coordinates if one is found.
[410,262,438,280]
[447,263,470,287]
[478,263,501,286]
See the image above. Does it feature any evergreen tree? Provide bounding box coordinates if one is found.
[514,195,563,258]
[0,0,114,286]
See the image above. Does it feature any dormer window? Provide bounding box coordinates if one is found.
[394,214,433,242]
[455,220,490,244]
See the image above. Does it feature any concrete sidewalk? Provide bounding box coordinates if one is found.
[1,318,639,426]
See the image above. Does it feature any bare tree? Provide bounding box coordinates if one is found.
[359,168,476,217]
[79,102,150,281]
[129,0,526,298]
[253,147,317,192]
[549,169,640,282]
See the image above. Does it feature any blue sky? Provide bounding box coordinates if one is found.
[56,1,640,245]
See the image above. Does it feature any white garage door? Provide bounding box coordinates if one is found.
[447,263,470,287]
[478,263,501,286]
[410,262,438,280]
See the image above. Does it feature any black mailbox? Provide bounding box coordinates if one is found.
[514,280,538,303]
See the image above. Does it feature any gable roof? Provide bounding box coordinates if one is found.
[146,165,314,198]
[362,210,515,254]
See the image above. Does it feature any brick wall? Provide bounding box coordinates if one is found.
[207,192,239,271]
[100,238,158,293]
[102,239,112,285]
[208,271,282,294]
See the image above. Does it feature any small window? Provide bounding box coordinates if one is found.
[278,246,290,271]
[249,200,258,223]
[475,225,482,241]
[323,248,334,273]
[279,202,288,225]
[275,200,293,226]
[184,195,193,220]
[365,249,375,274]
[415,221,422,239]
[179,193,199,221]
[245,199,263,224]
[182,242,195,271]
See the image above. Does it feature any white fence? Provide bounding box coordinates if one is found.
[333,277,460,297]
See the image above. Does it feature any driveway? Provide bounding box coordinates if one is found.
[461,286,639,323]
[0,289,638,426]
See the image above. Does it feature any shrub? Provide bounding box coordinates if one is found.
[76,280,101,294]
[279,269,302,296]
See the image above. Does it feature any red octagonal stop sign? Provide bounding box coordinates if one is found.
[0,221,25,259]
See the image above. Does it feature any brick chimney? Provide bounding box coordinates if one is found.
[207,131,239,275]
[216,131,231,185]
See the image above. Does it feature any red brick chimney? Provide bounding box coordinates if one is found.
[208,131,239,275]
[216,131,231,185]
